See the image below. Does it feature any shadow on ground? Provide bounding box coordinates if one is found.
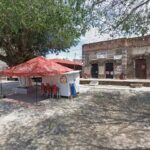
[34,92,150,149]
[0,90,150,149]
[1,81,47,104]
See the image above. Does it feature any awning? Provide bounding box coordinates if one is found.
[1,56,73,77]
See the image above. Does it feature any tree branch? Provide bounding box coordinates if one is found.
[115,0,150,28]
[92,0,106,7]
[130,0,150,13]
[0,54,6,62]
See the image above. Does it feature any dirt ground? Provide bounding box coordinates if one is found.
[0,82,150,150]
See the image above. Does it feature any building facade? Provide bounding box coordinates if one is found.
[82,35,150,79]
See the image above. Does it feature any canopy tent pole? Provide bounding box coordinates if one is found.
[35,79,38,104]
[0,76,2,98]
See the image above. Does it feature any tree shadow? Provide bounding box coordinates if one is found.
[1,91,150,149]
[28,91,150,149]
[1,81,47,103]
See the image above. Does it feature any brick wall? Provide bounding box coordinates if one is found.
[83,35,150,52]
[82,35,150,79]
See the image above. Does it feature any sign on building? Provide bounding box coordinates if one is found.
[114,55,122,60]
[107,51,115,58]
[97,51,107,59]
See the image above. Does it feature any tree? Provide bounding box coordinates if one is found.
[0,0,89,66]
[90,0,150,37]
[0,0,149,67]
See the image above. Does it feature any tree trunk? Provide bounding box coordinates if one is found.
[0,33,36,67]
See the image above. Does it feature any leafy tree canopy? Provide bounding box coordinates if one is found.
[90,0,150,37]
[0,0,149,66]
[0,0,89,66]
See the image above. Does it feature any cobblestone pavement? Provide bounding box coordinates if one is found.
[0,83,150,149]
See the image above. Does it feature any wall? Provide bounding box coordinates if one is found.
[82,35,150,79]
[127,46,150,79]
[83,49,124,79]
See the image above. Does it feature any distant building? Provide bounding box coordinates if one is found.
[49,59,82,70]
[82,35,150,79]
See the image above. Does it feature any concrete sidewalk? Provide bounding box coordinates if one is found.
[79,84,150,93]
[80,78,150,87]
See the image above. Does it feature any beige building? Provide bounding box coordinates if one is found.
[82,35,150,79]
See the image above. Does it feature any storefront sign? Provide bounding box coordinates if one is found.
[107,51,115,58]
[114,55,122,60]
[97,51,107,59]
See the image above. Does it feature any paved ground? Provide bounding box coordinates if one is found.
[0,81,150,150]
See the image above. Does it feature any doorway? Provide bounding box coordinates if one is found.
[105,63,114,79]
[135,59,146,79]
[91,64,98,78]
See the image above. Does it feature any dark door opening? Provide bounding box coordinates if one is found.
[91,64,98,78]
[135,59,146,79]
[105,63,114,79]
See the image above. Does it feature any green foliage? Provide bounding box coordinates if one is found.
[91,0,150,36]
[0,0,89,66]
[0,0,149,66]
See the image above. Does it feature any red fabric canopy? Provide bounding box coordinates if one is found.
[1,56,73,77]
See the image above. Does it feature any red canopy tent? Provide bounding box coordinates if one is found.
[1,56,73,77]
[0,56,73,103]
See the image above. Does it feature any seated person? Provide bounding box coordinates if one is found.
[52,84,60,99]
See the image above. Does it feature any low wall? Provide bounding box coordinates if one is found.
[80,79,150,87]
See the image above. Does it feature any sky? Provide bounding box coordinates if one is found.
[46,28,113,60]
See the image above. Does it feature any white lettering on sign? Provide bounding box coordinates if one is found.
[97,51,107,59]
[114,55,122,60]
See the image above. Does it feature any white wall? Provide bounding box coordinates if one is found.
[42,72,80,97]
